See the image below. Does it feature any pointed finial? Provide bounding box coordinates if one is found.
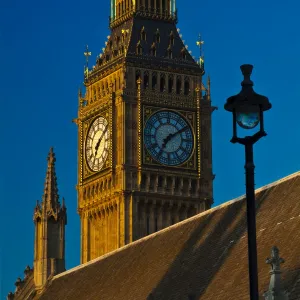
[266,246,285,272]
[84,45,92,67]
[196,34,204,57]
[84,45,91,79]
[62,197,66,208]
[43,148,59,213]
[263,246,289,300]
[207,75,211,88]
[196,34,205,70]
[47,147,56,164]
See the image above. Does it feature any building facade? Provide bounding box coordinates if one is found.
[75,0,215,263]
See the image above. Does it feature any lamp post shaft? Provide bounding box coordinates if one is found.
[245,142,259,300]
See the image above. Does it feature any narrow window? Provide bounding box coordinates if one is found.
[181,49,187,60]
[144,72,149,89]
[160,76,165,92]
[170,32,175,45]
[176,78,181,94]
[155,29,160,43]
[146,216,150,235]
[184,80,190,95]
[167,47,172,59]
[155,217,158,232]
[141,27,146,41]
[171,217,175,225]
[168,77,173,93]
[136,43,143,55]
[162,0,166,12]
[152,73,157,89]
[151,0,154,10]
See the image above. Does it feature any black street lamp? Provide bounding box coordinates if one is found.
[224,64,272,300]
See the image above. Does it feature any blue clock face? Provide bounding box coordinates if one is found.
[144,110,194,166]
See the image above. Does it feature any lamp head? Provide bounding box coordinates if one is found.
[224,64,272,130]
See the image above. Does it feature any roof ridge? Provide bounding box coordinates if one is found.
[53,170,300,281]
[230,170,300,204]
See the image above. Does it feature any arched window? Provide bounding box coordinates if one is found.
[176,77,181,94]
[184,80,190,95]
[144,72,149,89]
[152,73,157,89]
[160,75,165,92]
[168,76,173,93]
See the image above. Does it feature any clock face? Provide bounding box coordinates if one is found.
[85,116,110,172]
[144,110,194,166]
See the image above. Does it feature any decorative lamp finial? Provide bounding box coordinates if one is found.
[240,64,254,87]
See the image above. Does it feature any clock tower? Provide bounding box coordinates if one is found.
[75,0,215,263]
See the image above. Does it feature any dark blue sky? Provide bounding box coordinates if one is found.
[1,0,300,297]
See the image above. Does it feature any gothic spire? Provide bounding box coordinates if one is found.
[263,246,289,300]
[42,147,59,213]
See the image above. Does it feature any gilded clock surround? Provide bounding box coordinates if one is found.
[143,107,196,169]
[75,0,215,264]
[85,115,110,172]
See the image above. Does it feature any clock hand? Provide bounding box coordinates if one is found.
[95,125,108,156]
[162,126,188,149]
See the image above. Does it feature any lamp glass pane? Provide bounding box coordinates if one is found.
[236,111,260,129]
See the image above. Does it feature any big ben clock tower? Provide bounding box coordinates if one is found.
[75,0,215,263]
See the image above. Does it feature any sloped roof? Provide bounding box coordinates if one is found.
[88,17,201,81]
[39,172,300,300]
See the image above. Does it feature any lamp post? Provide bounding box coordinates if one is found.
[224,64,272,300]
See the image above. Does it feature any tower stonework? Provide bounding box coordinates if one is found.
[33,148,67,289]
[75,0,215,263]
